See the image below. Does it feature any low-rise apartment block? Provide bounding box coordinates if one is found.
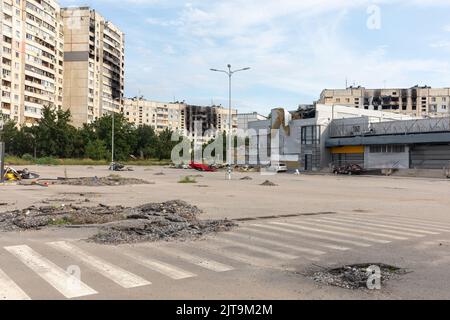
[123,98,185,133]
[1,0,64,126]
[318,86,450,118]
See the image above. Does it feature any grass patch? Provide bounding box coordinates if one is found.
[4,156,171,166]
[178,176,197,184]
[48,217,73,226]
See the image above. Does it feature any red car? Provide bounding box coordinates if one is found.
[189,161,217,172]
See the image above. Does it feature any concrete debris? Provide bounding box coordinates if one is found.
[260,180,278,186]
[154,172,165,176]
[0,200,237,245]
[240,176,253,180]
[54,174,151,186]
[310,263,407,290]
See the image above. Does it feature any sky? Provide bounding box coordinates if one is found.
[60,0,450,114]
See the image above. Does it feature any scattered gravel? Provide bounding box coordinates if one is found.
[54,174,151,186]
[0,200,237,244]
[309,263,407,290]
[240,176,253,180]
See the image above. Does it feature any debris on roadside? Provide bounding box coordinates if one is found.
[260,180,277,186]
[0,200,237,244]
[308,263,408,290]
[49,174,151,186]
[154,172,165,176]
[240,176,253,180]
[178,176,197,184]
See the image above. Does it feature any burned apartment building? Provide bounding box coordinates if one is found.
[318,86,450,118]
[61,7,125,127]
[183,104,237,142]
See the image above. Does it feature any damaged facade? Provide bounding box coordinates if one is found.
[247,104,414,171]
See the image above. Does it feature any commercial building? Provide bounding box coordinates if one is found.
[247,104,414,171]
[237,112,267,132]
[318,86,450,118]
[1,0,64,126]
[61,7,125,127]
[326,117,450,170]
[123,98,185,133]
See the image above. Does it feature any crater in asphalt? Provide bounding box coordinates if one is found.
[305,263,409,290]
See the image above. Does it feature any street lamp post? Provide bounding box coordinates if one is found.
[210,64,250,180]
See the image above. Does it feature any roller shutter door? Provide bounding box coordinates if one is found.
[410,144,450,169]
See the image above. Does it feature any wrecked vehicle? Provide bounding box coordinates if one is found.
[3,167,40,181]
[332,164,363,175]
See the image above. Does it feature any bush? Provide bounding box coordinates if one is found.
[35,157,59,165]
[178,176,197,184]
[21,153,34,161]
[85,139,108,160]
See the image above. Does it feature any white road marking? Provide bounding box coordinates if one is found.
[47,241,151,288]
[271,221,388,244]
[251,223,371,247]
[157,247,234,272]
[356,216,450,233]
[5,245,97,299]
[239,226,350,251]
[212,235,299,260]
[321,216,438,235]
[301,219,410,240]
[387,216,450,228]
[0,268,31,300]
[224,231,326,256]
[375,217,450,232]
[122,251,196,280]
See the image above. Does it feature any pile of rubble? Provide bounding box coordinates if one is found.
[54,174,151,186]
[310,263,406,290]
[260,180,278,186]
[0,200,237,244]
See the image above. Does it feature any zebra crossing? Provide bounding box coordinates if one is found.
[0,214,449,299]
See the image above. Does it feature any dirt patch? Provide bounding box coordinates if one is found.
[240,176,253,180]
[0,200,237,244]
[49,174,151,186]
[308,263,408,290]
[260,180,278,186]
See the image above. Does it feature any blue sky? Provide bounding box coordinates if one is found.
[60,0,450,114]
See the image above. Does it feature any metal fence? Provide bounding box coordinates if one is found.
[329,116,450,138]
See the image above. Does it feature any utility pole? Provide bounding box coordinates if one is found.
[210,64,250,180]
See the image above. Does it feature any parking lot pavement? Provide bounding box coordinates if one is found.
[1,213,450,300]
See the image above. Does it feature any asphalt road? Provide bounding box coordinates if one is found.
[1,166,450,299]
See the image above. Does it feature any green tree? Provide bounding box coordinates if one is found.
[85,139,108,160]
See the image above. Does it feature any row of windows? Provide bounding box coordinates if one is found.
[369,145,406,153]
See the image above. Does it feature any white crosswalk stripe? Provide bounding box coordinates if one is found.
[121,250,197,280]
[0,268,31,300]
[156,247,234,272]
[357,216,450,233]
[375,217,450,232]
[387,216,450,228]
[47,241,151,288]
[301,219,411,240]
[212,235,299,260]
[252,223,371,247]
[223,231,326,256]
[184,241,281,266]
[271,221,390,244]
[288,220,398,242]
[320,216,438,235]
[5,245,97,299]
[239,226,350,251]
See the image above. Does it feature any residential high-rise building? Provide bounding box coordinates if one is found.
[318,86,450,118]
[123,98,185,133]
[61,7,124,127]
[122,98,237,139]
[1,0,64,126]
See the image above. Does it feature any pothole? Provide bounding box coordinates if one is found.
[306,263,409,290]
